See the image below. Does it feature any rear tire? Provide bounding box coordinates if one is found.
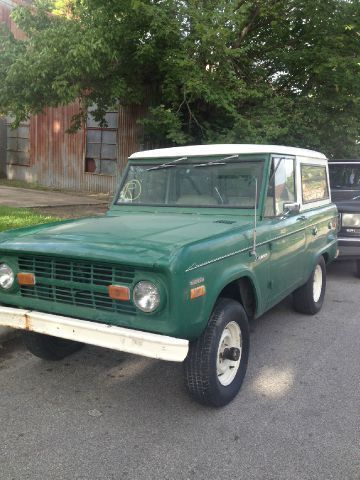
[184,298,249,407]
[293,257,326,315]
[23,332,83,360]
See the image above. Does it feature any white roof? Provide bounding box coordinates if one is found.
[130,144,327,160]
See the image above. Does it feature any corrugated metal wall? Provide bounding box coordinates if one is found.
[0,1,26,41]
[1,1,146,193]
[6,103,146,193]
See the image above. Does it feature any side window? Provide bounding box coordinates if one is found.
[265,157,296,216]
[85,107,118,175]
[301,164,329,203]
[5,117,30,166]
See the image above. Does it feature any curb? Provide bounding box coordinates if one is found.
[0,326,18,344]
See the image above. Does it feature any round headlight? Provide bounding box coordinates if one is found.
[0,263,15,290]
[133,281,160,313]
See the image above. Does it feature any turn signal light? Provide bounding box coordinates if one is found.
[17,272,36,286]
[108,285,130,301]
[190,285,206,300]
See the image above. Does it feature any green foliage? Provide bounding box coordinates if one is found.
[0,206,61,232]
[0,0,359,157]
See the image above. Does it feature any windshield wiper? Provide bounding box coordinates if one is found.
[147,156,188,171]
[193,154,239,168]
[194,161,226,168]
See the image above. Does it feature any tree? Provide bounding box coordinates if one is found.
[0,0,359,157]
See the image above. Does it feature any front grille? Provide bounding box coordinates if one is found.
[20,285,136,314]
[18,255,136,315]
[18,256,134,285]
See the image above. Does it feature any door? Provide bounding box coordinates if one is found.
[264,156,307,306]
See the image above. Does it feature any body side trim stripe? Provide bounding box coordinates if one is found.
[186,218,334,272]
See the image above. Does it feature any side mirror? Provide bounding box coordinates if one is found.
[283,202,300,214]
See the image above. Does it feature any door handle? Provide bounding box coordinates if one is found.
[297,215,307,221]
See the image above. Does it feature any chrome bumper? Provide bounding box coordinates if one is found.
[0,306,189,362]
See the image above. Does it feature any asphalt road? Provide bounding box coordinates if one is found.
[0,261,359,480]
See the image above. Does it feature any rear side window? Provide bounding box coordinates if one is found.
[301,164,329,203]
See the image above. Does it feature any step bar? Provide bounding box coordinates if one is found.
[0,306,189,362]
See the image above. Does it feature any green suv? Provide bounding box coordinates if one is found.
[0,145,338,406]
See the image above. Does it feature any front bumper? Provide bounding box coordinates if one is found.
[338,237,360,259]
[0,306,189,362]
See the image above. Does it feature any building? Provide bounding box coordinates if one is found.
[0,0,145,193]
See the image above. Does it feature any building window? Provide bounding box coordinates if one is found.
[85,108,118,175]
[6,117,30,166]
[301,164,329,203]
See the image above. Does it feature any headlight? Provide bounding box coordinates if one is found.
[0,263,15,289]
[133,281,160,313]
[342,213,360,228]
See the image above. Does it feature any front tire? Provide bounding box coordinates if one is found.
[293,256,326,315]
[184,298,250,407]
[23,332,83,360]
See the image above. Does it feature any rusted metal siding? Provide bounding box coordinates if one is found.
[6,103,146,193]
[0,2,12,30]
[0,1,27,40]
[0,3,10,26]
[0,117,6,176]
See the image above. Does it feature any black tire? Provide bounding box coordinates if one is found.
[293,256,326,315]
[184,298,250,407]
[355,260,360,279]
[23,332,83,360]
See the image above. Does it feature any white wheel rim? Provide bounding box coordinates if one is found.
[313,264,323,303]
[216,321,242,386]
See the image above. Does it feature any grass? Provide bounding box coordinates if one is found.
[0,206,62,233]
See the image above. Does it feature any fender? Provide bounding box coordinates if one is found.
[303,238,338,282]
[200,262,263,330]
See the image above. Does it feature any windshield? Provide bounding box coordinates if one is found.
[116,160,264,208]
[329,164,360,189]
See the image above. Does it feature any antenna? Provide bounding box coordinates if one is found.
[250,177,258,258]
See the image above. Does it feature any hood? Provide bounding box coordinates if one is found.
[0,211,252,267]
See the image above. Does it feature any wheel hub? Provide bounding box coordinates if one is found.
[221,347,241,362]
[216,321,242,386]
